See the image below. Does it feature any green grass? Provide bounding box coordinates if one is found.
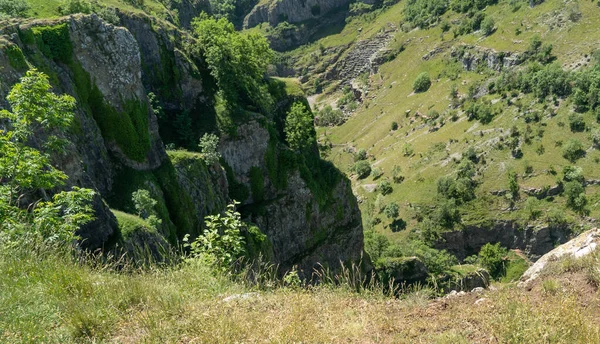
[296,0,600,240]
[2,242,600,343]
[24,0,171,19]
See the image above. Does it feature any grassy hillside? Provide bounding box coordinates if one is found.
[2,242,600,343]
[289,0,600,252]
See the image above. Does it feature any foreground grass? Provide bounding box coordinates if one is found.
[1,245,600,343]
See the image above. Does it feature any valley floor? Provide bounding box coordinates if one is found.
[2,245,600,343]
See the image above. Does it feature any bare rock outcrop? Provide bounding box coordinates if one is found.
[519,228,600,287]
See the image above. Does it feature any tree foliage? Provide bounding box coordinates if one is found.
[0,70,95,245]
[284,102,315,152]
[192,15,274,113]
[184,201,246,269]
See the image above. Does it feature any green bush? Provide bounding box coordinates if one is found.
[354,148,368,161]
[478,243,507,279]
[481,17,495,36]
[184,202,246,269]
[384,202,399,219]
[353,160,371,179]
[568,113,586,132]
[413,72,432,93]
[316,105,345,126]
[198,133,221,165]
[0,0,29,17]
[378,180,392,195]
[562,139,585,162]
[564,181,588,214]
[31,24,73,64]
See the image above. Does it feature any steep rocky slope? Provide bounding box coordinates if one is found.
[0,13,366,275]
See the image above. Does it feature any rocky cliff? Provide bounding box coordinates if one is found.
[243,0,374,29]
[0,13,366,275]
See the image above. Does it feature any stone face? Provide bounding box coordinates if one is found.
[244,0,355,29]
[219,121,366,277]
[519,228,600,288]
[436,220,571,261]
[0,13,366,276]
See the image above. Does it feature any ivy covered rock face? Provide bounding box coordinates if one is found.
[0,12,367,276]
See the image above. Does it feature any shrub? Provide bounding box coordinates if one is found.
[392,165,404,184]
[391,121,398,131]
[402,143,414,156]
[353,160,371,179]
[524,197,542,220]
[562,139,585,162]
[568,113,586,132]
[371,167,384,180]
[478,243,507,279]
[59,0,92,14]
[378,180,393,195]
[481,17,495,36]
[384,202,400,219]
[316,105,345,126]
[198,133,221,165]
[354,148,368,161]
[413,72,432,93]
[564,181,587,214]
[0,0,29,17]
[184,202,245,269]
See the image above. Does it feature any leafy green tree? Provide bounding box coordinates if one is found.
[564,181,588,214]
[284,102,315,152]
[413,72,432,93]
[192,15,274,113]
[481,17,495,36]
[198,133,221,165]
[0,70,95,244]
[0,0,29,18]
[353,160,371,179]
[354,148,368,161]
[378,180,393,195]
[384,202,399,219]
[132,189,162,230]
[209,0,236,20]
[478,243,507,279]
[562,138,585,162]
[184,201,246,269]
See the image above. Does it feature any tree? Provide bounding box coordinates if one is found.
[0,70,95,244]
[0,0,29,18]
[198,133,221,165]
[378,180,393,195]
[478,243,507,279]
[184,201,246,269]
[481,17,495,36]
[284,102,315,152]
[132,189,162,230]
[384,202,399,219]
[562,138,585,162]
[353,160,371,179]
[209,0,236,20]
[191,15,274,113]
[564,181,587,214]
[413,72,431,93]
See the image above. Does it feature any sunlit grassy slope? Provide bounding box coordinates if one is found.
[2,244,600,343]
[24,0,171,19]
[291,0,600,240]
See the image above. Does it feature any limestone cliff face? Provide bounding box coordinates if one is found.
[244,0,367,29]
[0,13,366,275]
[219,120,365,276]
